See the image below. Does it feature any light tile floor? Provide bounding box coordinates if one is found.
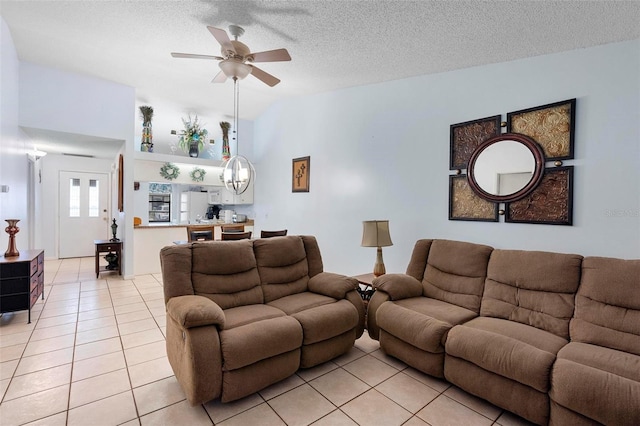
[0,257,535,426]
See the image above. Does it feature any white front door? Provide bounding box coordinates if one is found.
[59,171,109,258]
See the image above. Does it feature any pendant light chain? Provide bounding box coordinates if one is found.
[233,77,240,156]
[222,76,254,196]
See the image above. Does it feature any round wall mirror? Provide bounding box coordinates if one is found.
[467,133,545,203]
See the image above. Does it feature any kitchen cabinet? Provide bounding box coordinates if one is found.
[149,194,171,222]
[207,180,253,205]
[0,249,44,323]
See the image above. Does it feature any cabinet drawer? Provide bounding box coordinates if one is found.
[30,274,40,293]
[0,262,31,279]
[37,252,44,274]
[30,287,40,308]
[0,277,30,295]
[0,293,29,312]
[97,243,120,252]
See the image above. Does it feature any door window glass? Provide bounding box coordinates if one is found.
[89,179,99,217]
[69,178,80,217]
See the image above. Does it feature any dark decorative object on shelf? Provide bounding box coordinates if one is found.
[110,219,119,242]
[178,114,208,158]
[4,219,20,257]
[104,252,119,270]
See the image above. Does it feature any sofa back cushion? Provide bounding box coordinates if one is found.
[190,240,263,309]
[300,235,324,278]
[405,239,433,281]
[422,239,493,313]
[254,236,310,303]
[571,257,640,356]
[481,249,583,339]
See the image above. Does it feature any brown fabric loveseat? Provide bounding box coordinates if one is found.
[367,239,639,425]
[160,235,365,405]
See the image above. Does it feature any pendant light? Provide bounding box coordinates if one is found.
[222,77,255,195]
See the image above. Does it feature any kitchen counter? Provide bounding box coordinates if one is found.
[135,219,254,229]
[133,221,255,275]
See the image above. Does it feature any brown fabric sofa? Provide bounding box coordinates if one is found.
[160,235,365,405]
[367,239,640,425]
[549,257,640,425]
[369,239,492,377]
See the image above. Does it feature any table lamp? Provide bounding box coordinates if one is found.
[361,220,393,277]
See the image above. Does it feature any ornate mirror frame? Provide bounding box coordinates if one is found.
[467,133,545,203]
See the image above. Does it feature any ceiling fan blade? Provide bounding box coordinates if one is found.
[249,65,281,87]
[207,26,235,54]
[171,52,224,60]
[211,71,228,84]
[249,48,291,63]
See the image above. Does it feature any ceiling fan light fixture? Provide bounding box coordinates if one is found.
[219,60,251,80]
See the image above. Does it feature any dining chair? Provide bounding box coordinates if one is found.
[186,225,215,242]
[260,229,288,238]
[221,231,252,241]
[221,224,245,233]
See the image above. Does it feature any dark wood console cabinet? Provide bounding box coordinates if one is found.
[0,249,45,323]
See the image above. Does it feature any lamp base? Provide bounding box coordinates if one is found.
[373,246,386,277]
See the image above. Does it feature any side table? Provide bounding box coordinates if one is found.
[94,240,122,278]
[353,273,376,301]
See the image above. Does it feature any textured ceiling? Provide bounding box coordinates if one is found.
[2,1,639,147]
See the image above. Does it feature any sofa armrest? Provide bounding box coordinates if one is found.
[166,295,225,329]
[308,272,359,299]
[373,273,423,300]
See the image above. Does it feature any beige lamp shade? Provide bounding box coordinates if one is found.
[361,220,393,247]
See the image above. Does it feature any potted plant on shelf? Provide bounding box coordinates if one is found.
[140,106,154,152]
[179,114,208,158]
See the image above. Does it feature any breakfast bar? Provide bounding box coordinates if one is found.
[133,221,254,275]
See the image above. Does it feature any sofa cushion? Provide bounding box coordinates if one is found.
[550,342,640,425]
[220,315,302,371]
[446,317,568,392]
[481,249,583,339]
[422,240,493,313]
[377,297,476,353]
[267,292,336,315]
[190,240,263,309]
[292,299,358,344]
[254,236,310,302]
[223,304,286,330]
[571,257,640,356]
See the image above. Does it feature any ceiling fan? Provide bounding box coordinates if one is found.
[171,25,291,87]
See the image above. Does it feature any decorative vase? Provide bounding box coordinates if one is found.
[104,252,118,270]
[220,121,231,161]
[4,219,20,257]
[189,138,200,158]
[110,218,119,242]
[141,123,153,152]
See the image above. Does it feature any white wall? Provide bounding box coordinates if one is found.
[0,18,31,252]
[19,62,135,275]
[253,39,640,276]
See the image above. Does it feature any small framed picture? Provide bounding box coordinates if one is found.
[292,156,310,192]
